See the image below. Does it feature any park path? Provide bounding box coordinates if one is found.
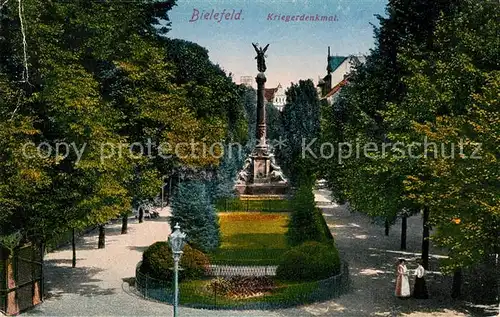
[26,208,280,317]
[25,191,483,317]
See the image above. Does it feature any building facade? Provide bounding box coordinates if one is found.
[240,75,254,88]
[264,83,286,111]
[317,47,366,105]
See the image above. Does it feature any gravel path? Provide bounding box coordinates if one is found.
[25,192,490,317]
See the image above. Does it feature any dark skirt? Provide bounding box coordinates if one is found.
[413,277,428,299]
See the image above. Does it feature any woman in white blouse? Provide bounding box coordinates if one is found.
[413,259,429,299]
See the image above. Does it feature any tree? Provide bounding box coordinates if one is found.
[240,85,257,145]
[164,38,248,145]
[169,181,220,253]
[266,102,283,143]
[0,0,177,253]
[280,79,321,186]
[286,185,324,246]
[320,0,460,267]
[327,0,499,297]
[396,0,499,276]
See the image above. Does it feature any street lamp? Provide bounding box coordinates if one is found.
[168,223,186,317]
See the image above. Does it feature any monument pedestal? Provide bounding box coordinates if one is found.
[234,148,289,196]
[234,45,289,197]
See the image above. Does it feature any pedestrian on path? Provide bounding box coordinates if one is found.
[395,258,411,298]
[412,259,429,299]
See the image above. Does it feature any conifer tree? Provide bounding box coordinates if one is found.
[170,181,220,253]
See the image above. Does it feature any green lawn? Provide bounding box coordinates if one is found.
[179,278,323,308]
[211,212,289,265]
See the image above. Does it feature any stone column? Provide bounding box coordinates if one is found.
[255,73,267,152]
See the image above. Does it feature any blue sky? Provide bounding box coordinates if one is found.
[166,0,388,88]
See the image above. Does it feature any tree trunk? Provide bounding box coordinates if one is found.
[98,225,105,249]
[451,269,462,298]
[40,242,45,297]
[384,219,390,236]
[121,214,128,234]
[138,207,144,223]
[168,177,172,206]
[72,228,76,268]
[422,206,430,269]
[400,215,407,251]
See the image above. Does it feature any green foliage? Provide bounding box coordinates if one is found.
[286,185,325,246]
[170,181,220,253]
[240,85,257,145]
[0,0,250,245]
[266,103,283,143]
[164,39,248,144]
[276,241,341,281]
[140,241,210,281]
[393,0,500,272]
[208,144,245,203]
[314,208,334,241]
[320,0,499,273]
[280,79,320,186]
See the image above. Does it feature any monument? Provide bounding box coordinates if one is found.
[235,44,289,196]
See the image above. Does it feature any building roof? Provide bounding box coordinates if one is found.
[264,84,284,102]
[264,88,278,102]
[327,56,347,73]
[323,77,349,99]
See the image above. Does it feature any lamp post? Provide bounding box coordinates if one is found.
[168,223,186,317]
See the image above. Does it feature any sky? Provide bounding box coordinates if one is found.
[165,0,388,88]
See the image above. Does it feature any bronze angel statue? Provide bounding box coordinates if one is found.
[252,43,269,72]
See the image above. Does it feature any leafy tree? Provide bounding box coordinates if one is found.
[240,85,257,145]
[321,0,498,298]
[169,181,220,253]
[266,102,283,143]
[164,38,248,145]
[394,0,500,275]
[280,79,320,186]
[0,76,51,243]
[0,0,247,254]
[320,0,461,261]
[209,144,245,203]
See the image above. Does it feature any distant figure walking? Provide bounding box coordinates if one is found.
[413,259,429,299]
[395,258,411,298]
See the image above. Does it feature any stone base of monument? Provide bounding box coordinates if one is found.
[234,148,289,197]
[235,182,289,196]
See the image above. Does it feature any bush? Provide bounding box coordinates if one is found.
[170,181,220,252]
[286,185,324,246]
[140,241,210,281]
[314,207,334,241]
[276,241,341,281]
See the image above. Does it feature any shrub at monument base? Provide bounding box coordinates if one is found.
[286,185,325,246]
[140,241,210,281]
[276,241,340,281]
